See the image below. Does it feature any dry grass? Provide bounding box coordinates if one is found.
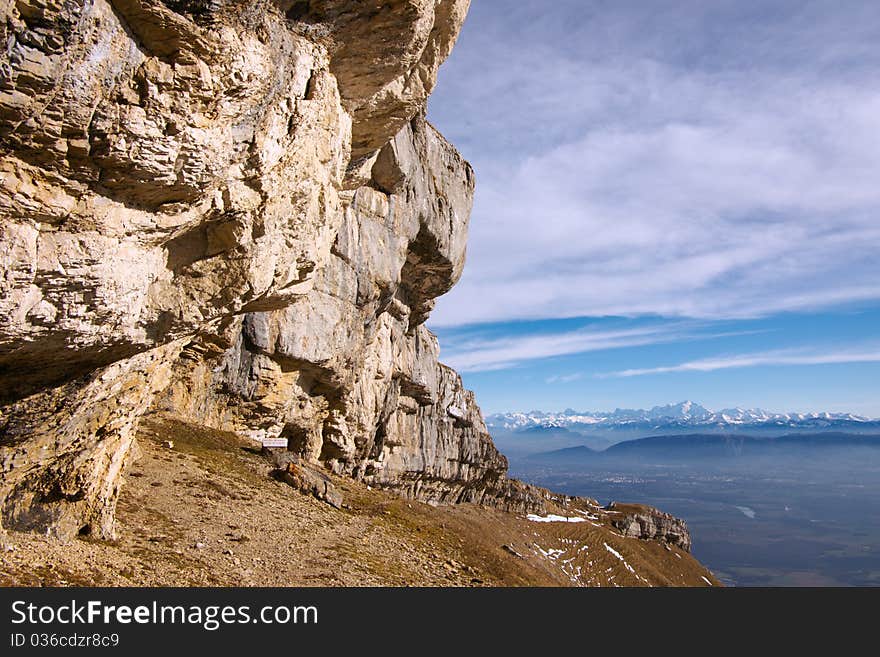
[0,414,720,587]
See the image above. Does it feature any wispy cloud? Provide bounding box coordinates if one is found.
[441,321,741,372]
[601,346,880,378]
[442,325,676,372]
[429,1,880,327]
[546,372,583,384]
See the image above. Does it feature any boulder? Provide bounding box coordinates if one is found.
[277,459,343,510]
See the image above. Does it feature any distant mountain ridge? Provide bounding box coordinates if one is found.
[486,401,878,434]
[529,432,880,464]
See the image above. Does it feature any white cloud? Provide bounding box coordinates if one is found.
[428,1,880,327]
[546,373,584,384]
[442,322,717,372]
[602,346,880,378]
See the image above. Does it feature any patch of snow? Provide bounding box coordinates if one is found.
[604,542,647,583]
[526,513,587,523]
[604,543,625,561]
[533,544,565,560]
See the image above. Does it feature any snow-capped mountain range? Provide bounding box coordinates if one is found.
[485,401,877,433]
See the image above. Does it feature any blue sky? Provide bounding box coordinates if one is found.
[425,0,880,416]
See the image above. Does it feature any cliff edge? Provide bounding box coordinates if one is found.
[0,0,544,540]
[0,0,711,587]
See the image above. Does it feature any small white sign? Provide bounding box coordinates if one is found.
[261,437,288,448]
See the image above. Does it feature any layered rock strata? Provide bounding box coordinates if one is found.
[604,503,692,552]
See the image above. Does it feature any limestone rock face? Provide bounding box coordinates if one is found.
[1,0,545,539]
[156,115,544,514]
[1,0,351,402]
[605,503,692,552]
[280,0,471,159]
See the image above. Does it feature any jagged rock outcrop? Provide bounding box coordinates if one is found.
[0,0,545,540]
[155,114,545,513]
[604,502,692,551]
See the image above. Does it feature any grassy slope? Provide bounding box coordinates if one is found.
[0,415,719,587]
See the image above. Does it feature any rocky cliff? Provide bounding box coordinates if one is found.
[0,1,703,583]
[604,502,691,551]
[0,0,551,541]
[0,417,716,587]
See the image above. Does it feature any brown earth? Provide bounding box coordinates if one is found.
[0,415,720,587]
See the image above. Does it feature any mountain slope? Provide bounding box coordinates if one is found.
[0,416,717,587]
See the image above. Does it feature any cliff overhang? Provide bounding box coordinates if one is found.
[0,0,549,541]
[0,0,692,563]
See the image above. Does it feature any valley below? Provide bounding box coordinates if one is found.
[509,445,880,586]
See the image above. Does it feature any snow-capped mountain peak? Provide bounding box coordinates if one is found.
[485,402,874,432]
